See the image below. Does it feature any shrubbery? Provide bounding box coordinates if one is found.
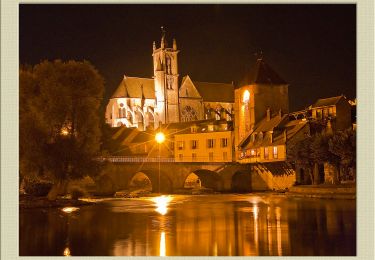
[70,187,86,200]
[24,180,53,197]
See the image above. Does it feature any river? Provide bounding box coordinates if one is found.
[19,194,356,256]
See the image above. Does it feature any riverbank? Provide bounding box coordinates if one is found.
[19,194,95,209]
[286,184,356,199]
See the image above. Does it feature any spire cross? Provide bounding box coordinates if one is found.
[254,50,264,60]
[161,26,166,37]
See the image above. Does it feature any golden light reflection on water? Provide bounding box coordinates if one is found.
[63,247,71,256]
[61,207,79,213]
[160,232,166,256]
[253,204,259,254]
[152,195,172,215]
[276,207,282,256]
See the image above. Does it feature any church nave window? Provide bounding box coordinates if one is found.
[181,106,198,122]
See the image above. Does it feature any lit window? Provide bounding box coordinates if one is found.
[242,90,250,103]
[177,141,184,150]
[264,147,269,159]
[207,139,215,148]
[273,146,278,159]
[191,140,198,149]
[221,138,228,147]
[250,149,256,157]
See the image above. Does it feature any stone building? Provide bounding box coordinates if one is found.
[105,30,234,130]
[234,58,289,149]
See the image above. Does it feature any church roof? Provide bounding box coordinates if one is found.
[311,95,345,108]
[192,81,234,103]
[240,58,287,86]
[111,76,155,99]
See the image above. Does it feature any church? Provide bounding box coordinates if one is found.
[105,29,235,130]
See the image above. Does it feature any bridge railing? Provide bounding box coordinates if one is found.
[97,156,175,163]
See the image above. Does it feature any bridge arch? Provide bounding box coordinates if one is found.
[231,171,252,193]
[184,169,222,190]
[129,170,173,194]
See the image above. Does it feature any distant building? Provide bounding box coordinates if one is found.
[105,30,234,130]
[237,109,309,164]
[289,95,353,133]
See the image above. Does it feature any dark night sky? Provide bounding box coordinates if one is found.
[19,4,356,111]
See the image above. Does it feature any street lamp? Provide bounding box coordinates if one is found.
[155,132,165,144]
[155,132,165,194]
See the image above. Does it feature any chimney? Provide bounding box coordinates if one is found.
[283,129,287,142]
[266,107,271,121]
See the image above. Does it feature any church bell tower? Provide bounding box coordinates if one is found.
[153,26,180,125]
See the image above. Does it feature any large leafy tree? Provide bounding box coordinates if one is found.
[20,60,105,197]
[287,135,315,183]
[329,129,356,181]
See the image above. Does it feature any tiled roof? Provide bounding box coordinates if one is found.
[111,76,155,99]
[312,95,345,108]
[192,80,234,103]
[240,58,287,86]
[239,113,307,149]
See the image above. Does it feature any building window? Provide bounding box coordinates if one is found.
[273,146,278,159]
[264,147,269,159]
[323,108,328,118]
[191,140,198,149]
[316,109,322,119]
[192,153,197,162]
[177,141,184,150]
[328,107,334,116]
[250,149,256,157]
[178,154,183,161]
[223,152,228,161]
[209,152,214,162]
[207,139,215,148]
[242,90,250,103]
[221,138,228,148]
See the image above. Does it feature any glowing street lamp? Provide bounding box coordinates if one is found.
[155,132,165,144]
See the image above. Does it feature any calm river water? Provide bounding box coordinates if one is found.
[19,194,356,256]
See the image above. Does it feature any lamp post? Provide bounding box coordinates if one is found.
[155,132,165,194]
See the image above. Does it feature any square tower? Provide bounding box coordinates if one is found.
[153,28,180,125]
[234,58,289,148]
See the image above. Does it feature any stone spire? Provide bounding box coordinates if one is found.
[160,26,166,49]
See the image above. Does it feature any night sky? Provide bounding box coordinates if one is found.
[19,4,356,111]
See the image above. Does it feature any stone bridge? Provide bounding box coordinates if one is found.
[97,156,296,194]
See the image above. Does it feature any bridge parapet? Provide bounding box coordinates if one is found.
[98,156,175,163]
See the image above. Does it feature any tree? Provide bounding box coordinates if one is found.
[287,135,315,184]
[329,129,356,181]
[310,133,340,184]
[20,60,105,199]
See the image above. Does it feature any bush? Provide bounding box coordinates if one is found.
[24,180,53,197]
[70,187,86,200]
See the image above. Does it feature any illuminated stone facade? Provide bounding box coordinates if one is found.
[105,31,234,130]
